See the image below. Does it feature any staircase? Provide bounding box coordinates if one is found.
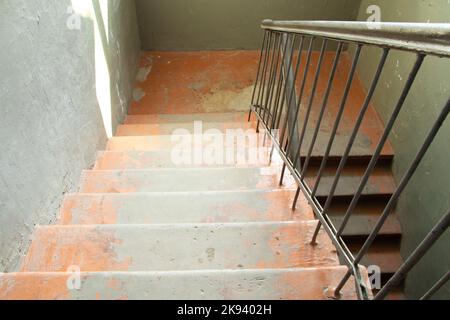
[0,108,363,300]
[1,50,404,300]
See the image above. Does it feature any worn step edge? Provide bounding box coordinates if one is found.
[0,267,366,300]
[124,112,250,124]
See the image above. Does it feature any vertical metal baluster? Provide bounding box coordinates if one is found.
[257,31,272,112]
[277,36,303,150]
[292,187,302,211]
[311,44,362,198]
[277,36,305,162]
[300,42,344,182]
[268,34,297,163]
[311,48,389,243]
[274,35,297,135]
[249,30,269,121]
[292,39,328,169]
[268,35,291,164]
[337,54,425,238]
[376,210,450,300]
[279,39,327,186]
[284,37,314,163]
[262,33,281,125]
[270,34,290,131]
[263,34,284,147]
[264,33,284,131]
[256,31,274,132]
[335,54,426,294]
[262,33,282,147]
[420,271,450,300]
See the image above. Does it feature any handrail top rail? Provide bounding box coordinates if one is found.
[262,20,450,57]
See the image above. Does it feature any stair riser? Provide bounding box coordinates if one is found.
[125,113,250,124]
[117,122,257,136]
[106,134,270,152]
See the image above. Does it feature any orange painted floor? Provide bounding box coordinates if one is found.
[130,51,259,115]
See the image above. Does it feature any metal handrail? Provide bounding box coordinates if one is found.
[261,20,450,57]
[249,20,450,300]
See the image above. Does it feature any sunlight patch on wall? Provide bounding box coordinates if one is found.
[94,1,112,137]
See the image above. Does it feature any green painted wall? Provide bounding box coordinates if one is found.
[135,0,362,50]
[355,0,450,299]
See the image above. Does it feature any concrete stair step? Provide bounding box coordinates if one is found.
[94,150,272,170]
[105,135,391,165]
[298,135,394,165]
[59,190,314,225]
[305,166,396,198]
[124,112,250,124]
[106,134,269,152]
[348,240,403,275]
[0,267,361,300]
[117,122,256,136]
[330,215,401,238]
[79,167,294,193]
[21,222,338,272]
[327,201,402,237]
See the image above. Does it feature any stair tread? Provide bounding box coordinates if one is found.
[327,201,402,237]
[330,215,401,237]
[106,136,393,162]
[59,190,314,225]
[0,267,361,300]
[306,166,396,198]
[349,241,403,274]
[21,222,338,272]
[94,149,273,169]
[106,133,267,152]
[79,167,296,193]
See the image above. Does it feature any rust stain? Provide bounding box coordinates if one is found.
[20,227,132,272]
[0,274,71,300]
[60,195,119,225]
